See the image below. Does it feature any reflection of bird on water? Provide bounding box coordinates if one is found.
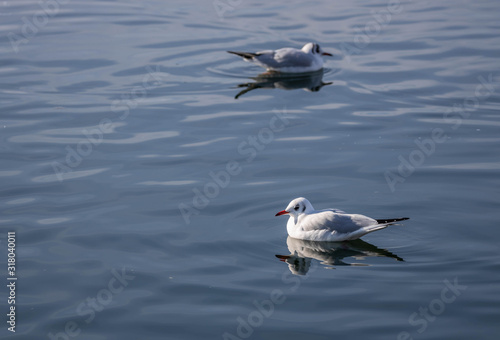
[276,236,404,275]
[234,70,332,99]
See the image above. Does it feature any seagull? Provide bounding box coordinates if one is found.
[227,42,333,73]
[275,197,409,242]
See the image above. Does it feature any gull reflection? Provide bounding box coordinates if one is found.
[276,236,403,275]
[234,70,332,99]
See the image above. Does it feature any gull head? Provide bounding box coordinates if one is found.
[301,43,333,57]
[275,197,315,218]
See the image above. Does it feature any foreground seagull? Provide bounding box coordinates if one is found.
[228,42,332,73]
[275,197,409,242]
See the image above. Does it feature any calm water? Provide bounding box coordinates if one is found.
[1,0,500,339]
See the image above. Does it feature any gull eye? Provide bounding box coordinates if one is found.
[315,45,320,54]
[294,205,300,211]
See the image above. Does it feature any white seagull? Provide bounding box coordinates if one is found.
[275,197,409,242]
[228,42,333,73]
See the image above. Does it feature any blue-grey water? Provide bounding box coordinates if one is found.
[1,0,500,339]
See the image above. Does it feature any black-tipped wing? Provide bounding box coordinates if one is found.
[227,51,259,60]
[376,217,409,224]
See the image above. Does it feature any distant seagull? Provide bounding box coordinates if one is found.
[275,197,409,242]
[227,42,333,73]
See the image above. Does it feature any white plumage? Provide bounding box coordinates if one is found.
[228,42,333,73]
[275,197,409,242]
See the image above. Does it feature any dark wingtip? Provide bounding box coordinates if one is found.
[227,51,257,59]
[376,217,409,224]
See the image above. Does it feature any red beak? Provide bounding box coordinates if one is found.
[322,52,333,56]
[275,210,289,216]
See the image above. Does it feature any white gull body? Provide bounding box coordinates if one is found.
[275,197,409,242]
[227,42,332,73]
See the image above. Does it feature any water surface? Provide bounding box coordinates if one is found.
[1,0,500,339]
